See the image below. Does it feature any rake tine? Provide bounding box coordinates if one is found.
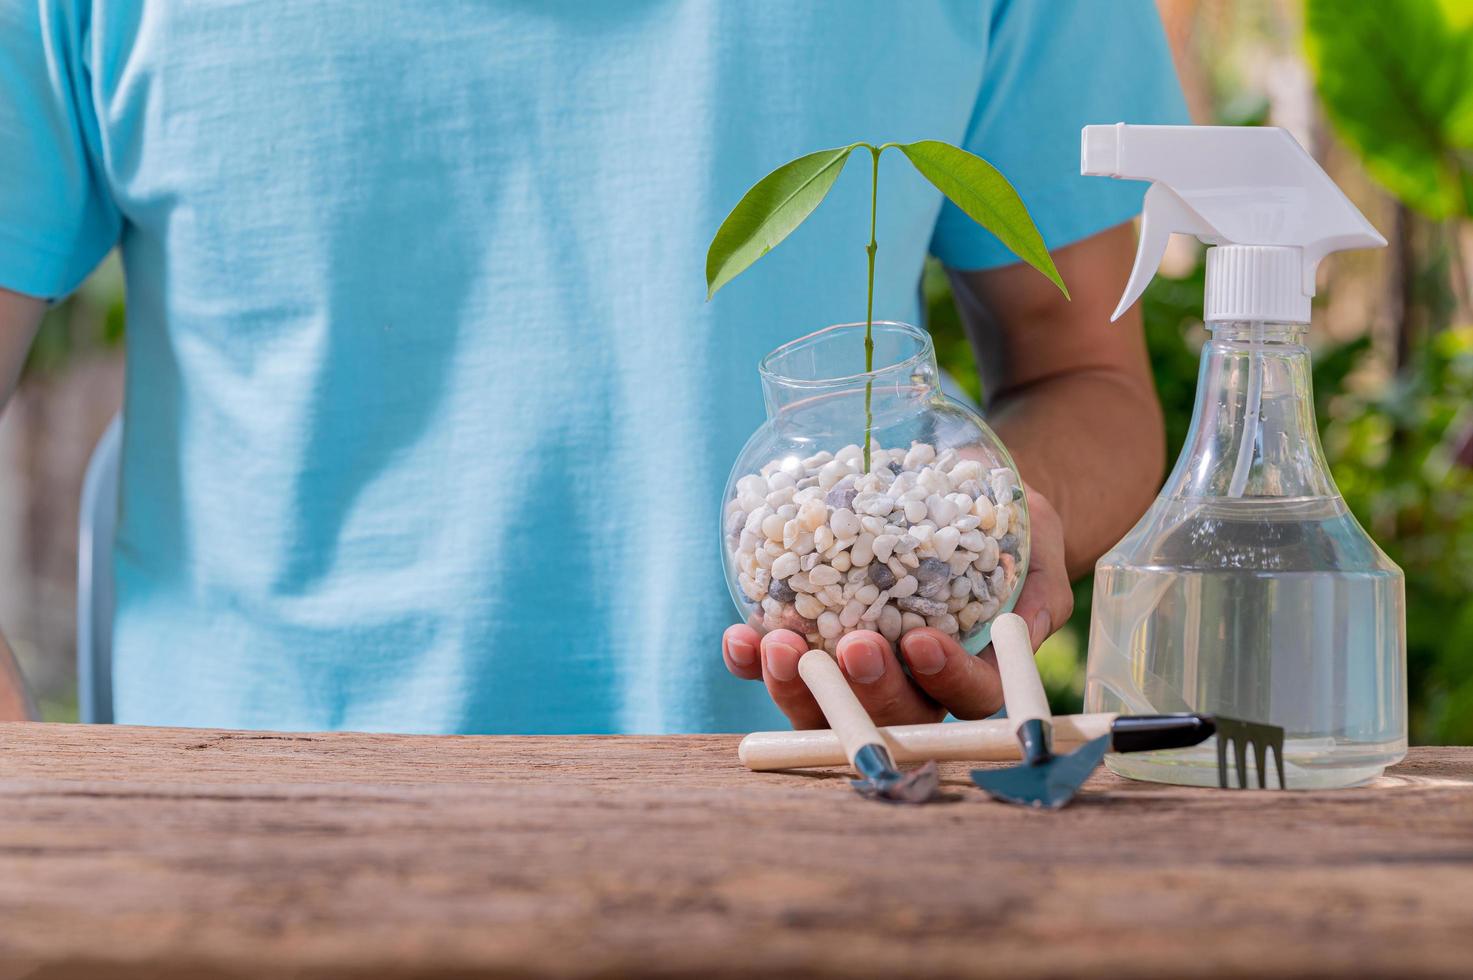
[1269,740,1286,789]
[1234,733,1249,788]
[1217,729,1229,789]
[1253,739,1268,789]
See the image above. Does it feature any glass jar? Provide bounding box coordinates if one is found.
[721,321,1029,655]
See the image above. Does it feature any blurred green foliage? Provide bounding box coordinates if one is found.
[1305,0,1473,222]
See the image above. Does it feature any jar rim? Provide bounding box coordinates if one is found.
[758,321,934,389]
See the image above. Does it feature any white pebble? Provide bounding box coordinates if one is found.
[903,499,928,524]
[795,593,825,619]
[855,584,880,605]
[959,601,986,631]
[873,534,899,562]
[818,611,843,639]
[830,508,861,539]
[839,599,865,629]
[951,460,984,485]
[958,529,986,552]
[850,533,875,566]
[831,551,852,572]
[932,613,959,635]
[798,499,828,532]
[900,611,927,633]
[767,471,797,492]
[862,591,890,622]
[814,525,834,551]
[889,575,919,598]
[860,515,886,536]
[808,564,841,587]
[926,494,959,526]
[771,552,799,579]
[989,468,1018,501]
[878,604,903,642]
[903,443,935,469]
[933,526,961,562]
[761,513,785,541]
[766,487,796,509]
[791,532,815,556]
[993,505,1010,537]
[800,552,820,572]
[818,459,850,489]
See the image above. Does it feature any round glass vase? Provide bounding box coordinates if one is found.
[721,321,1029,656]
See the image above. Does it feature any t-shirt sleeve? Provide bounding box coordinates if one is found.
[931,0,1189,271]
[0,0,119,299]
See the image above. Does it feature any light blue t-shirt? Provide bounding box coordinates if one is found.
[1,1,1186,733]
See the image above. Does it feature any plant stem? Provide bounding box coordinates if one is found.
[863,145,880,472]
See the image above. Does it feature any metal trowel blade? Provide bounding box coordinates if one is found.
[970,734,1112,808]
[851,759,941,804]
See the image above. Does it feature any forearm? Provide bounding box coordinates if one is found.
[948,222,1164,580]
[988,365,1163,578]
[0,287,49,721]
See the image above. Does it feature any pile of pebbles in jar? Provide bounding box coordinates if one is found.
[726,441,1025,652]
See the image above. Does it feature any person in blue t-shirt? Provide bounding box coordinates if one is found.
[0,1,1187,733]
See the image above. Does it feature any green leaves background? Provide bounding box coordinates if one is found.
[705,141,1067,301]
[1306,0,1473,220]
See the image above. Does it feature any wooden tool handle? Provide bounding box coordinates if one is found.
[797,649,885,769]
[738,713,1118,771]
[990,612,1050,730]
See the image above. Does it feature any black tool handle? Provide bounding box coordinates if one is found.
[1110,714,1217,753]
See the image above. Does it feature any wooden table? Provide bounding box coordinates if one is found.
[0,724,1469,979]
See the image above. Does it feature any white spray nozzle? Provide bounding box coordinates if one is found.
[1082,124,1387,323]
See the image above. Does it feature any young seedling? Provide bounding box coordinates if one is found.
[706,141,1070,471]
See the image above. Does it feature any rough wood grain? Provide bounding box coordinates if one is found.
[0,723,1469,979]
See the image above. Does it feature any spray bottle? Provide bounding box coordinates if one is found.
[1080,124,1406,789]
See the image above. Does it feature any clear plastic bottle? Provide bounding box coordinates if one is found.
[1086,320,1407,788]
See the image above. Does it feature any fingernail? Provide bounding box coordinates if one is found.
[1030,610,1052,649]
[727,637,756,668]
[839,638,886,684]
[903,633,946,676]
[765,643,801,683]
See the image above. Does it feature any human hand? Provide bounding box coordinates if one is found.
[722,485,1073,729]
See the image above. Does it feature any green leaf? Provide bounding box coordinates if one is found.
[896,140,1069,299]
[705,144,861,299]
[1305,0,1473,220]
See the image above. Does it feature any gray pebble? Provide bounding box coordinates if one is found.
[897,595,949,618]
[914,557,950,585]
[768,578,796,603]
[867,563,897,590]
[825,483,858,511]
[999,533,1018,553]
[918,577,949,600]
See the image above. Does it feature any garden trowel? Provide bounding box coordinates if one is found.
[970,613,1111,808]
[797,649,940,804]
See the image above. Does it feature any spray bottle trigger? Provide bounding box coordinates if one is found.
[1111,183,1214,323]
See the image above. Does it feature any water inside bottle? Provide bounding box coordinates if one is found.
[1086,494,1407,789]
